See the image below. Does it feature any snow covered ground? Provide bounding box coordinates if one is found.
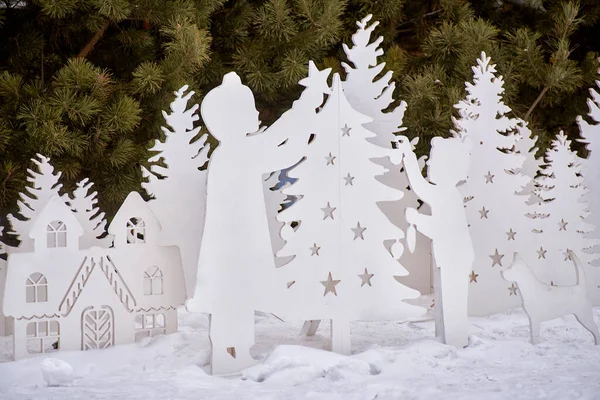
[1,303,600,400]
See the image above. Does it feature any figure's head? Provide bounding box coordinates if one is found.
[427,136,472,185]
[201,72,260,142]
[501,253,528,282]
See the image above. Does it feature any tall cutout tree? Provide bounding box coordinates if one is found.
[278,75,423,354]
[142,85,210,296]
[453,53,538,316]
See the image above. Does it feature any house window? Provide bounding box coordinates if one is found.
[46,220,67,248]
[26,320,60,354]
[26,273,48,303]
[127,217,145,244]
[134,313,166,342]
[143,266,163,295]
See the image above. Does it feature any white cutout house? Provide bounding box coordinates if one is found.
[3,192,185,360]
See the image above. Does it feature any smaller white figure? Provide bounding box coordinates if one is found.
[397,135,474,348]
[502,251,600,345]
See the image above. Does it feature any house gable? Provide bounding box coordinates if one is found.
[59,251,137,317]
[29,195,83,253]
[108,192,162,248]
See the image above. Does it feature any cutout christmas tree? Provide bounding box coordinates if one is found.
[341,14,431,295]
[531,132,600,302]
[278,74,423,354]
[142,85,210,296]
[514,122,543,203]
[7,154,63,252]
[577,65,600,268]
[453,53,538,316]
[65,178,112,249]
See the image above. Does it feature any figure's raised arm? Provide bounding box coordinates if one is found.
[397,136,436,201]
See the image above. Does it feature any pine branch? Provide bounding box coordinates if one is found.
[525,86,549,121]
[78,20,111,59]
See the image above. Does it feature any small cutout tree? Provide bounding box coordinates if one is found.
[7,154,63,252]
[278,74,423,354]
[531,132,600,302]
[65,178,112,249]
[142,85,210,296]
[453,53,538,316]
[577,64,600,268]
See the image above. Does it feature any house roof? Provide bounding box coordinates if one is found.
[108,192,162,236]
[59,251,137,317]
[29,195,83,239]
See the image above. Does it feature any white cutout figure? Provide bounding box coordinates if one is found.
[7,154,63,252]
[502,251,600,345]
[65,178,113,249]
[142,85,210,297]
[187,67,329,375]
[278,74,424,356]
[453,52,538,316]
[3,192,185,360]
[397,135,474,348]
[577,64,600,271]
[341,14,432,295]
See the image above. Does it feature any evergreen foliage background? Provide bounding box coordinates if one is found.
[0,0,599,222]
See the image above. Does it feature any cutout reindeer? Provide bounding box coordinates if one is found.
[502,251,600,345]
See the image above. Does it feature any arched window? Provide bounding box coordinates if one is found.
[26,320,59,354]
[127,217,145,244]
[26,273,48,303]
[143,266,163,295]
[46,220,67,248]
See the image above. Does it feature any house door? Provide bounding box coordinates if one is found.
[82,306,114,350]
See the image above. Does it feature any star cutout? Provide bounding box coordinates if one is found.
[563,249,573,261]
[343,173,355,186]
[559,219,568,231]
[341,123,352,137]
[537,247,547,259]
[489,249,504,267]
[506,228,517,241]
[321,202,336,220]
[479,207,489,219]
[351,222,367,240]
[508,283,518,296]
[358,268,374,287]
[298,61,332,95]
[325,152,336,166]
[469,270,479,283]
[484,171,495,184]
[310,243,321,256]
[320,272,341,296]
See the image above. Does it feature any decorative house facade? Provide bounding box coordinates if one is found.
[3,192,186,360]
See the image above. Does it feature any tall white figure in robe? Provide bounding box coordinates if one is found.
[187,69,328,375]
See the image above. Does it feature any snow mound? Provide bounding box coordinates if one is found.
[41,358,74,387]
[242,345,374,385]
